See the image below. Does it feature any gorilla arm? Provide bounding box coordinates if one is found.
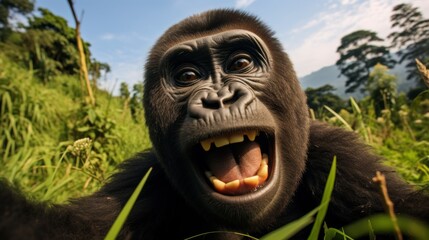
[0,152,158,239]
[297,121,429,227]
[0,152,221,240]
[0,180,105,238]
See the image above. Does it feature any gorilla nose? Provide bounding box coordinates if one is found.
[203,89,238,109]
[188,83,255,119]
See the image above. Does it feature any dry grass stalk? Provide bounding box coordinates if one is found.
[372,171,403,240]
[415,58,429,88]
[67,0,95,106]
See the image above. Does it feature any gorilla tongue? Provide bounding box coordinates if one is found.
[205,141,262,184]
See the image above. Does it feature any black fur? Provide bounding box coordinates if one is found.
[1,9,428,240]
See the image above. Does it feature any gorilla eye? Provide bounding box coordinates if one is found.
[227,57,252,72]
[175,70,201,85]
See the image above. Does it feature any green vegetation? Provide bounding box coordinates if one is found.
[0,53,151,202]
[0,1,428,239]
[0,0,151,202]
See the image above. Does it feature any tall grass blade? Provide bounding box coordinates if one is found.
[324,228,353,240]
[349,97,361,114]
[104,167,152,240]
[308,156,337,240]
[324,106,353,131]
[368,219,376,240]
[350,97,370,142]
[260,157,337,240]
[260,205,320,240]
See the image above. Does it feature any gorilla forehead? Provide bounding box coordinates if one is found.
[160,29,271,60]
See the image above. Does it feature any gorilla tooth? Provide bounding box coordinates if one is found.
[262,153,268,166]
[200,131,260,151]
[206,158,269,194]
[246,130,257,141]
[229,133,244,144]
[200,139,212,151]
[212,178,226,192]
[225,180,240,192]
[214,137,229,148]
[257,164,268,181]
[243,175,259,188]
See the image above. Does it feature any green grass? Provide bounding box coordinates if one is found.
[0,54,151,202]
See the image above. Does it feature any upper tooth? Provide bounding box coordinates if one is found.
[214,137,229,147]
[200,130,259,151]
[229,133,244,144]
[201,139,212,151]
[247,130,257,141]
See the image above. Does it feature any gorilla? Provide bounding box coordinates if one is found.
[1,9,428,240]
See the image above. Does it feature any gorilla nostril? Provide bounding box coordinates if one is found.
[221,94,240,108]
[202,99,221,109]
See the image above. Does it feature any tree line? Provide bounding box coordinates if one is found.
[337,3,428,96]
[0,0,110,85]
[306,3,429,115]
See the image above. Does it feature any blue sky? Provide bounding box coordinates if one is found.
[35,0,429,92]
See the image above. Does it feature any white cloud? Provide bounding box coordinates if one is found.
[285,0,429,77]
[235,0,256,8]
[100,32,152,42]
[340,0,357,5]
[101,33,115,40]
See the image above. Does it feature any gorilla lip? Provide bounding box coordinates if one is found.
[195,130,272,195]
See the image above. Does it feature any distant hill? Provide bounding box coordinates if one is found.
[298,60,417,99]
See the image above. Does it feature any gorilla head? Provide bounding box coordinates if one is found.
[143,9,309,228]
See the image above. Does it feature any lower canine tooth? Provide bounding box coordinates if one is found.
[262,154,268,165]
[225,180,240,191]
[212,178,226,192]
[243,176,259,188]
[258,165,268,181]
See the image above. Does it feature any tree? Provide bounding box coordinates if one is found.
[89,59,111,88]
[336,30,395,93]
[388,3,429,87]
[129,82,144,122]
[25,8,82,75]
[305,84,345,113]
[366,63,397,115]
[119,82,131,120]
[0,0,34,39]
[119,82,130,100]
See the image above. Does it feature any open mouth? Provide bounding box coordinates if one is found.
[192,130,273,195]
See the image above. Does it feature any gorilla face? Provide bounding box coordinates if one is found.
[163,30,276,195]
[144,10,309,228]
